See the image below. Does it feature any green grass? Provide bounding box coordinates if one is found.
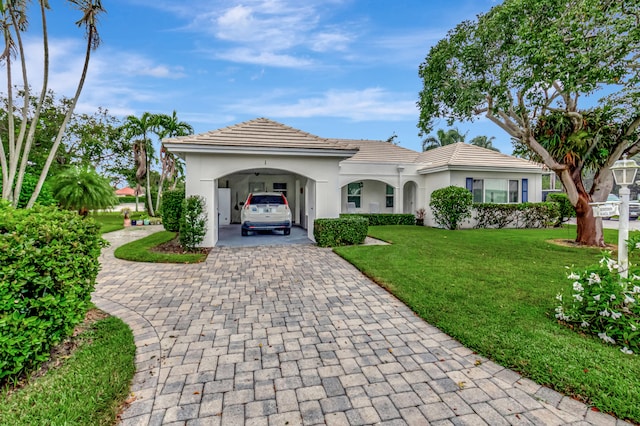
[0,315,136,426]
[334,225,640,423]
[114,230,207,263]
[92,211,147,234]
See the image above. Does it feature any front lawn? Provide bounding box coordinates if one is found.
[334,225,640,423]
[92,211,147,234]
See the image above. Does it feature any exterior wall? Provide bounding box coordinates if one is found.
[184,152,344,246]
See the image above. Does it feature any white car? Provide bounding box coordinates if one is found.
[241,192,292,236]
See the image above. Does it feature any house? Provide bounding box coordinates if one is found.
[163,118,543,247]
[114,187,136,197]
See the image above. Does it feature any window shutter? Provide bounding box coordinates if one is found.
[465,178,473,192]
[522,179,528,202]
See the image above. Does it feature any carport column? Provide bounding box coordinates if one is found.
[188,178,217,247]
[309,179,340,240]
[395,166,405,214]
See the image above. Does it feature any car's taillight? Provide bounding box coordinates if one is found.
[281,195,289,206]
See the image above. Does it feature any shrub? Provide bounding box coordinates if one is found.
[473,202,560,229]
[556,252,640,355]
[179,195,207,251]
[430,185,473,230]
[0,203,106,381]
[314,217,368,247]
[518,202,560,228]
[0,173,56,208]
[162,190,184,232]
[546,192,575,226]
[339,213,415,226]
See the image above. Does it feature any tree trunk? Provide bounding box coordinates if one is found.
[574,190,604,246]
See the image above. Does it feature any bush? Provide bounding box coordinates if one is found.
[339,213,415,226]
[314,217,368,247]
[430,186,473,230]
[556,252,640,355]
[473,202,560,229]
[546,192,575,226]
[0,203,106,381]
[0,173,57,208]
[162,190,184,232]
[179,195,207,251]
[518,202,561,228]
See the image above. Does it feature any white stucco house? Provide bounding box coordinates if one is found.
[163,118,544,247]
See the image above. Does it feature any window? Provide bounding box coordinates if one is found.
[467,178,522,204]
[386,185,394,208]
[273,182,287,198]
[347,182,362,208]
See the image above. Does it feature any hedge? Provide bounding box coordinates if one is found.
[473,202,561,229]
[0,202,106,382]
[546,192,575,226]
[162,190,185,232]
[314,217,368,247]
[339,213,415,226]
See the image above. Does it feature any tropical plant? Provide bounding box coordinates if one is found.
[179,195,207,252]
[469,135,499,152]
[123,113,157,216]
[0,0,105,208]
[417,0,640,246]
[429,185,473,230]
[421,128,467,151]
[50,166,117,216]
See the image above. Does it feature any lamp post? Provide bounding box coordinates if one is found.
[610,155,640,278]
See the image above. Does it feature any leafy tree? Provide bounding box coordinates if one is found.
[469,135,499,152]
[179,195,207,252]
[418,0,640,246]
[0,0,105,208]
[385,133,399,145]
[51,166,117,216]
[421,128,467,151]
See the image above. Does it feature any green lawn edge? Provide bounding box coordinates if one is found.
[0,316,136,426]
[334,225,640,423]
[114,230,207,263]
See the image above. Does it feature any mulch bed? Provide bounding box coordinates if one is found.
[149,236,210,255]
[548,239,617,251]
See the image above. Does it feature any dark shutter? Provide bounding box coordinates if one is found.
[465,178,473,192]
[522,179,528,202]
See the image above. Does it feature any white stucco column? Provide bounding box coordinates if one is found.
[395,166,405,214]
[187,178,217,247]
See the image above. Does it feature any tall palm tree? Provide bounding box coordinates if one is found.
[51,165,117,216]
[154,111,193,210]
[470,135,500,152]
[123,112,158,216]
[422,128,467,151]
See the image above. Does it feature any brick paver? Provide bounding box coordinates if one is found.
[94,227,632,425]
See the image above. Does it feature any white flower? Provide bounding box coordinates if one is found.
[568,272,580,280]
[597,332,615,344]
[610,294,617,301]
[581,321,589,328]
[621,347,634,355]
[600,257,619,272]
[599,310,610,317]
[624,295,636,304]
[594,294,601,301]
[573,294,584,302]
[632,324,637,332]
[588,273,601,285]
[573,282,584,292]
[633,275,640,281]
[611,311,622,320]
[633,286,640,294]
[556,293,563,302]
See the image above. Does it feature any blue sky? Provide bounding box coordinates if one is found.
[19,0,511,153]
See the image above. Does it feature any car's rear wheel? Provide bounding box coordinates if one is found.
[241,229,248,236]
[284,228,290,235]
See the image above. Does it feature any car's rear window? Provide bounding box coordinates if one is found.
[249,195,284,205]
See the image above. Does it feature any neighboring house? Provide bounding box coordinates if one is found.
[164,118,543,247]
[114,187,137,197]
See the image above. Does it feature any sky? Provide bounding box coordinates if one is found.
[9,0,513,154]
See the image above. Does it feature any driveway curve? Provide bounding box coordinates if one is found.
[94,227,629,426]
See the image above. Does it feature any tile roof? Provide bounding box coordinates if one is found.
[416,142,542,172]
[164,117,357,152]
[332,139,421,163]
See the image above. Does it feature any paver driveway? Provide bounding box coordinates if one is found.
[94,227,629,426]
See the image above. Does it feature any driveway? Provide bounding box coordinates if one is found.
[94,227,628,425]
[217,224,313,247]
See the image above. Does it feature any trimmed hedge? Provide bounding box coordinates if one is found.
[314,217,368,247]
[473,202,561,229]
[0,202,106,381]
[162,190,184,232]
[339,213,415,226]
[546,192,575,226]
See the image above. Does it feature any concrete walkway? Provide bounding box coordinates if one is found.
[94,227,631,426]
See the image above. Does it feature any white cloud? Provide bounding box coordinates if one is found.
[215,48,314,68]
[228,88,417,121]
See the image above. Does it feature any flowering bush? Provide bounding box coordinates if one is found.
[556,252,640,355]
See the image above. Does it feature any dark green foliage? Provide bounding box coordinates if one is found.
[314,217,368,247]
[473,202,561,229]
[0,173,56,208]
[339,213,415,226]
[116,196,143,204]
[179,196,207,252]
[546,192,575,226]
[162,190,184,232]
[429,186,473,230]
[0,203,106,382]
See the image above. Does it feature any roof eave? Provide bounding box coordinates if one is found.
[164,143,358,159]
[418,164,544,174]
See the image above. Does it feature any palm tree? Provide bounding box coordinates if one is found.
[470,135,500,152]
[154,111,193,210]
[51,165,117,216]
[422,128,467,151]
[123,112,158,216]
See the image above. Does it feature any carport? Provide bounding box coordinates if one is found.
[163,118,358,247]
